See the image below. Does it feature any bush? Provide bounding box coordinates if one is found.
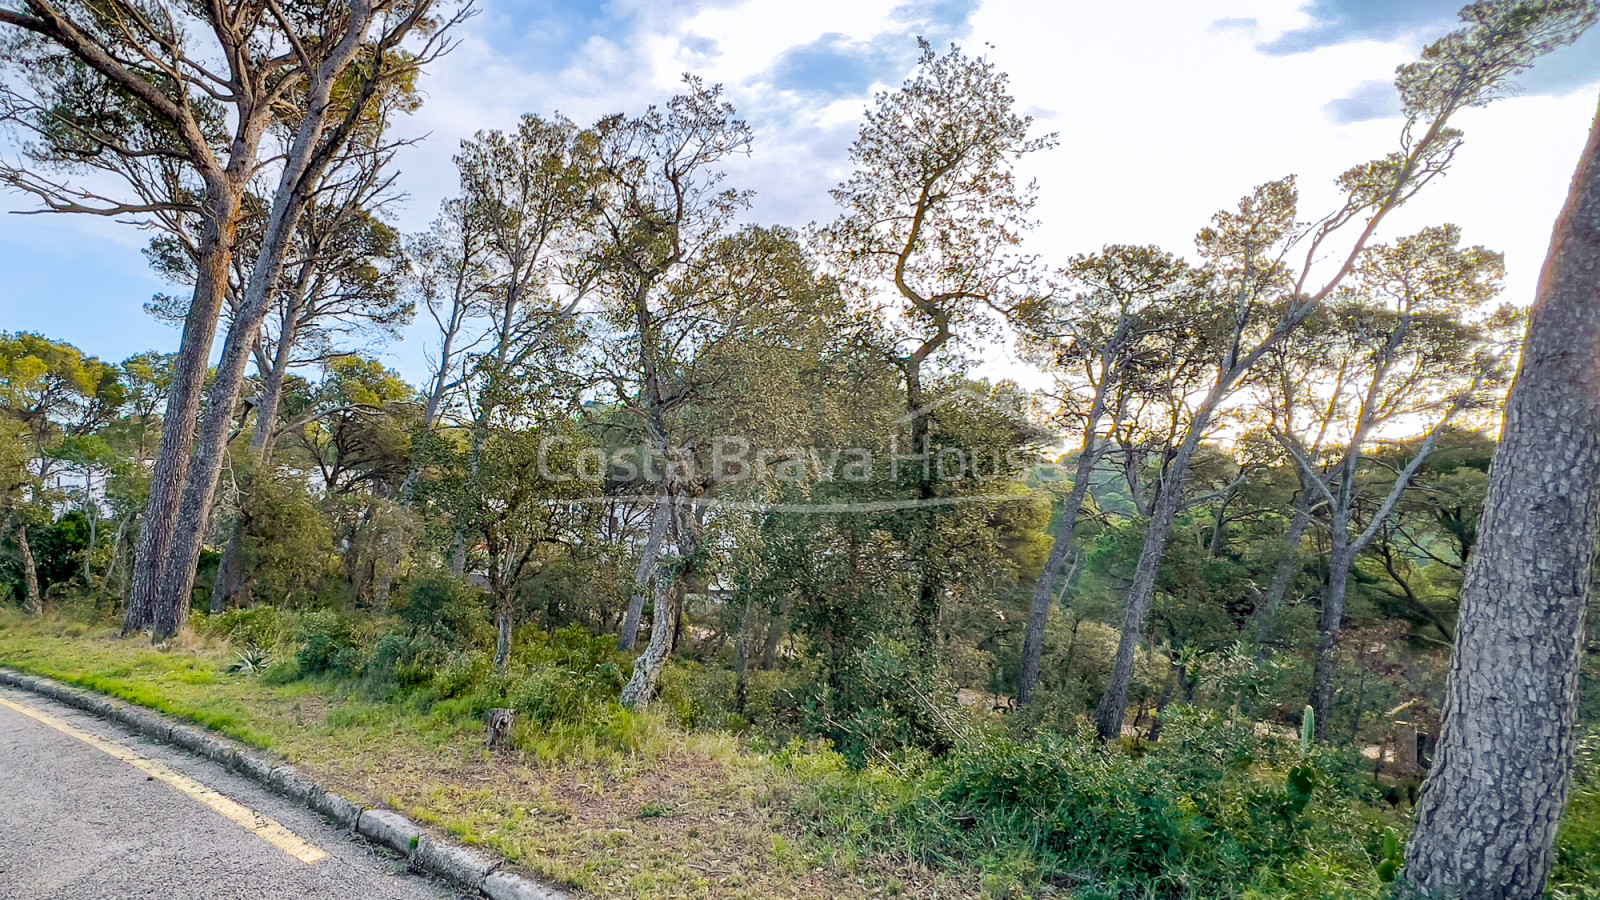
[804,638,970,765]
[203,605,294,651]
[294,609,363,677]
[391,570,488,646]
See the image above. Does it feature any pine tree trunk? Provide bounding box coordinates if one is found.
[18,522,41,616]
[125,189,240,633]
[210,526,245,614]
[1403,99,1600,900]
[152,8,375,639]
[1017,444,1098,705]
[1310,539,1353,742]
[1093,430,1203,740]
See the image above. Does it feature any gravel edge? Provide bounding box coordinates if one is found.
[0,666,571,900]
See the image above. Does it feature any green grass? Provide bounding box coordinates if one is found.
[0,610,965,899]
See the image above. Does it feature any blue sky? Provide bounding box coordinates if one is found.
[2,0,1597,386]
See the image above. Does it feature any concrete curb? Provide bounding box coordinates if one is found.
[0,667,571,900]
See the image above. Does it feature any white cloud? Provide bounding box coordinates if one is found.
[4,0,1595,389]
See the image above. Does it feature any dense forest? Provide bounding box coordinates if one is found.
[3,1,1600,898]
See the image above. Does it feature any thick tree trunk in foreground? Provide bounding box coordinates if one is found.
[125,192,239,633]
[1404,98,1600,900]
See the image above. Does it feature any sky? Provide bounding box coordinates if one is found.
[1,0,1597,388]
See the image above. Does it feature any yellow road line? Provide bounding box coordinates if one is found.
[0,695,328,864]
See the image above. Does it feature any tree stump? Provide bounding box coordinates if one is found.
[485,708,515,750]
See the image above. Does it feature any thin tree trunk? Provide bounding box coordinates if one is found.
[1253,488,1314,650]
[1093,423,1205,740]
[82,474,97,588]
[249,271,308,456]
[493,594,513,672]
[18,523,40,616]
[619,501,669,651]
[733,593,755,714]
[1017,444,1098,705]
[760,594,791,670]
[210,526,245,614]
[1404,98,1600,900]
[1310,535,1353,742]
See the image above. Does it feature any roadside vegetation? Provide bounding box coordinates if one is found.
[5,604,1598,900]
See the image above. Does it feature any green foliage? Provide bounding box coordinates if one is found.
[390,570,488,646]
[784,708,1387,898]
[805,639,968,766]
[294,610,363,677]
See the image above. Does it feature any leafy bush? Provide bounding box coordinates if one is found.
[294,609,363,677]
[390,570,488,646]
[203,605,295,651]
[804,638,970,765]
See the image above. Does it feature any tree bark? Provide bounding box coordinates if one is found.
[493,595,513,672]
[619,500,669,651]
[125,187,241,633]
[1017,444,1098,705]
[18,522,40,616]
[1309,533,1353,741]
[153,4,377,638]
[620,493,699,709]
[1403,98,1600,900]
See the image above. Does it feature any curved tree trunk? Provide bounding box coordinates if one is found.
[1403,98,1600,900]
[620,494,699,709]
[620,571,686,709]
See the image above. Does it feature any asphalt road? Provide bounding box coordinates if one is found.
[0,685,466,900]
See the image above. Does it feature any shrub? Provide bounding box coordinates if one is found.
[804,638,970,765]
[204,605,294,651]
[294,609,363,677]
[391,570,488,646]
